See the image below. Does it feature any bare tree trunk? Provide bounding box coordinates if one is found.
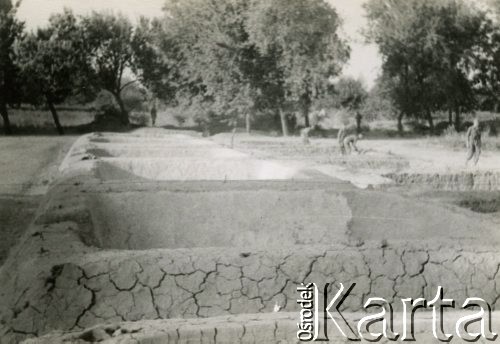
[301,94,312,128]
[47,98,64,135]
[0,101,12,135]
[448,107,453,126]
[245,113,251,134]
[279,107,288,137]
[454,106,461,132]
[397,112,404,135]
[112,91,129,125]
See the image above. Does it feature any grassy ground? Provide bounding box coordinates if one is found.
[0,135,77,265]
[8,108,95,128]
[1,108,156,135]
[426,128,500,151]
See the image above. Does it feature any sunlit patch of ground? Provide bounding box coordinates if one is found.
[213,133,500,189]
[0,136,76,265]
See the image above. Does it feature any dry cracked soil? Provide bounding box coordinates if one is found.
[0,129,499,343]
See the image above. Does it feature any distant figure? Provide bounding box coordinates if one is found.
[355,112,363,134]
[301,127,313,145]
[302,112,320,145]
[150,105,157,127]
[337,125,347,155]
[344,134,363,155]
[465,118,481,166]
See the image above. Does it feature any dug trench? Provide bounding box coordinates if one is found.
[0,131,499,343]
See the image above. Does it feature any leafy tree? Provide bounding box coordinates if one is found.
[156,0,349,137]
[332,77,368,110]
[132,17,179,105]
[365,0,440,132]
[0,0,23,135]
[432,1,491,130]
[246,0,350,133]
[81,12,138,125]
[157,0,268,134]
[476,1,500,113]
[365,0,490,132]
[361,76,397,122]
[17,10,90,135]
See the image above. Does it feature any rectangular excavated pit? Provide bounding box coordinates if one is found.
[95,159,314,181]
[87,189,352,250]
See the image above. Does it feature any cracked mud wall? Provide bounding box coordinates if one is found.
[2,132,499,344]
[2,216,500,343]
[2,178,500,343]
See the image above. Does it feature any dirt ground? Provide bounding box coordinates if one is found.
[1,131,498,268]
[0,136,77,265]
[28,311,500,344]
[212,133,500,173]
[1,130,499,343]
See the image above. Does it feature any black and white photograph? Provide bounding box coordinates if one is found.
[0,0,500,342]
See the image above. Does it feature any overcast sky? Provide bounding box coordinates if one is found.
[16,0,385,89]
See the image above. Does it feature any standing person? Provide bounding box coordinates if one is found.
[150,104,157,127]
[344,134,363,155]
[337,124,347,155]
[465,118,481,166]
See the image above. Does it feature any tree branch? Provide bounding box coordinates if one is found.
[120,79,138,91]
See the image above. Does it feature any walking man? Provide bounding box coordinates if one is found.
[465,118,481,166]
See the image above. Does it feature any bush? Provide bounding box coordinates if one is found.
[407,121,430,135]
[174,114,186,126]
[483,120,499,137]
[442,125,458,137]
[129,112,150,126]
[122,84,149,112]
[251,110,286,133]
[97,104,122,120]
[435,121,452,135]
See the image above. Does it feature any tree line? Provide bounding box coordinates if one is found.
[365,0,500,133]
[1,0,500,136]
[0,2,148,135]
